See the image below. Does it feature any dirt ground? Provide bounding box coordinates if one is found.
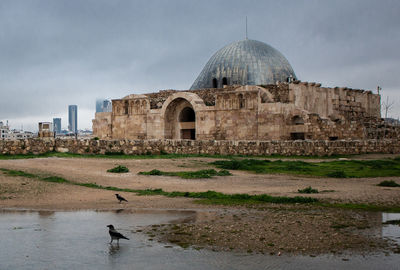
[0,155,399,254]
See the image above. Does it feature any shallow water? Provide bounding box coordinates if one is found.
[0,210,399,270]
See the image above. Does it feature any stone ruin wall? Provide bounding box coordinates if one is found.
[92,82,395,141]
[1,138,400,156]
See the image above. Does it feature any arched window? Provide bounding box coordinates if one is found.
[179,107,195,122]
[124,101,129,115]
[238,94,245,109]
[222,77,228,86]
[292,116,304,125]
[212,78,218,88]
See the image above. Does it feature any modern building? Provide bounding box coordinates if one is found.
[1,121,34,139]
[96,99,112,113]
[93,38,398,141]
[102,99,112,112]
[53,118,62,134]
[7,130,34,140]
[0,121,9,139]
[68,105,78,134]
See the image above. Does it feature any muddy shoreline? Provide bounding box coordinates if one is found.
[1,156,400,255]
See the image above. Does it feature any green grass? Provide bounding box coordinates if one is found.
[138,169,232,179]
[377,180,400,187]
[2,167,400,212]
[298,186,319,194]
[0,168,315,205]
[211,158,400,178]
[107,165,129,173]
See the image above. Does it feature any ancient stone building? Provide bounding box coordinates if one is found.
[93,39,384,141]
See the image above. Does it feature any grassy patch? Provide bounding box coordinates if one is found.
[0,168,37,178]
[298,186,319,194]
[3,167,400,211]
[42,176,69,183]
[211,158,400,178]
[131,189,318,204]
[0,168,316,205]
[377,180,400,187]
[138,169,232,179]
[107,165,129,173]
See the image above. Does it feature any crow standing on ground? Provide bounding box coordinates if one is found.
[107,224,129,244]
[115,193,128,203]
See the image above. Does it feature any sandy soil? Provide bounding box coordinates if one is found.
[0,155,399,254]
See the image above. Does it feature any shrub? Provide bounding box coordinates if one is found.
[326,171,347,178]
[147,169,163,175]
[92,137,99,140]
[107,165,129,173]
[298,186,319,194]
[138,169,232,179]
[216,169,232,176]
[377,180,400,187]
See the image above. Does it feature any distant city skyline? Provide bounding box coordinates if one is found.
[0,1,399,131]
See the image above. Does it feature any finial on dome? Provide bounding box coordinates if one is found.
[245,16,248,40]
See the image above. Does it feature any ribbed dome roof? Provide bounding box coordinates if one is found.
[190,39,296,89]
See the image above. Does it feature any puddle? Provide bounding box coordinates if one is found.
[382,213,400,245]
[0,210,399,270]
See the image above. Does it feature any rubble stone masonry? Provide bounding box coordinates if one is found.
[0,138,399,156]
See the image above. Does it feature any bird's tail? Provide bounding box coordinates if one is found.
[123,236,129,240]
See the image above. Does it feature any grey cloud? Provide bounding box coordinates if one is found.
[0,0,399,130]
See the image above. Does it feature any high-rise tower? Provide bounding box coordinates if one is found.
[68,105,78,133]
[53,118,61,134]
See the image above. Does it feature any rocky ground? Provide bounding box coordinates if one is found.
[0,155,399,255]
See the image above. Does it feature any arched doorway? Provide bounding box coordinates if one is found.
[179,107,196,140]
[164,98,196,140]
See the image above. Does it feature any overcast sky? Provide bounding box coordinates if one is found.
[1,0,399,131]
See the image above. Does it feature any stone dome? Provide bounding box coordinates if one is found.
[190,39,296,89]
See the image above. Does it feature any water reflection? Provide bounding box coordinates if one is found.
[0,210,399,270]
[382,213,400,245]
[108,244,120,255]
[38,210,55,217]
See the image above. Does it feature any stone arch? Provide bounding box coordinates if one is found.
[161,92,205,140]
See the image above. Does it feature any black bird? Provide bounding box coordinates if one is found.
[107,224,129,244]
[115,193,128,203]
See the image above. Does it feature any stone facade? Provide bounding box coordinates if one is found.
[1,138,399,156]
[92,82,389,141]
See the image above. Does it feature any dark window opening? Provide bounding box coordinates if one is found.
[179,107,195,122]
[222,77,228,86]
[238,94,245,109]
[212,78,218,88]
[292,116,304,125]
[124,101,129,115]
[290,132,305,140]
[329,136,338,141]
